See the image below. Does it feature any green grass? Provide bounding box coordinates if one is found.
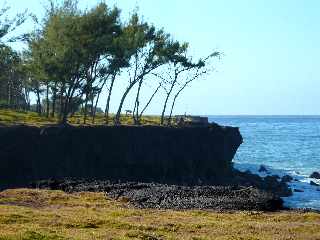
[0,189,319,240]
[0,109,161,127]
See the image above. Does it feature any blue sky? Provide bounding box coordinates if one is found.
[5,0,320,115]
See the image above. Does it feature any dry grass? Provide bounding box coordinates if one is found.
[0,109,161,127]
[0,189,319,240]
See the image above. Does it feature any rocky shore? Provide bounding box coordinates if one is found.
[1,124,296,211]
[31,168,292,212]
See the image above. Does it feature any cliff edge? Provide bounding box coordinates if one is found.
[0,123,242,189]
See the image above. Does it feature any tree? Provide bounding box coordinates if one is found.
[77,2,121,124]
[151,43,194,125]
[31,0,121,124]
[0,45,29,109]
[0,3,29,44]
[166,52,221,124]
[26,34,50,116]
[114,13,185,125]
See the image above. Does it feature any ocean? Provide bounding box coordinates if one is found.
[209,115,320,210]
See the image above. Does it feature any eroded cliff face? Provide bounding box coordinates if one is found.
[0,124,242,189]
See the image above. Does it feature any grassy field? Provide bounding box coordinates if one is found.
[0,109,161,126]
[0,189,319,240]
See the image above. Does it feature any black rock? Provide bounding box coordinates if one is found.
[294,189,304,193]
[30,179,285,211]
[258,165,268,172]
[310,181,319,186]
[310,172,320,179]
[281,175,293,183]
[231,170,292,197]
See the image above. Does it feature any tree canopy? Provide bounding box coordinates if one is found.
[0,0,221,125]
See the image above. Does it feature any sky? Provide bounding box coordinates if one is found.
[4,0,320,115]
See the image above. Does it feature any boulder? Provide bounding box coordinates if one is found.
[258,165,268,172]
[281,175,293,183]
[230,170,292,197]
[294,189,304,193]
[310,172,320,179]
[310,181,319,186]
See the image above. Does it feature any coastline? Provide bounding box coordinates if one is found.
[234,162,320,210]
[209,115,320,210]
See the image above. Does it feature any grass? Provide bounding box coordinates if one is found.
[0,189,319,240]
[0,109,161,127]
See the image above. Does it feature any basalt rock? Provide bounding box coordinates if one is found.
[294,189,304,193]
[258,165,268,172]
[310,181,319,186]
[0,124,242,190]
[310,172,320,179]
[32,179,284,211]
[230,170,292,197]
[281,175,293,183]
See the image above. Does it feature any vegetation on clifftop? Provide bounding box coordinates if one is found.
[0,109,161,126]
[0,1,219,126]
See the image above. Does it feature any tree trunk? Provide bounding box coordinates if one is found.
[60,82,74,125]
[139,82,161,119]
[104,75,116,125]
[161,80,176,125]
[92,91,101,124]
[168,94,178,125]
[59,82,66,121]
[168,83,188,125]
[114,85,134,125]
[90,96,94,119]
[51,82,57,118]
[83,94,88,124]
[133,79,143,125]
[36,89,41,115]
[46,84,49,118]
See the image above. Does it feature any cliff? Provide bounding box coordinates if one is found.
[0,123,242,190]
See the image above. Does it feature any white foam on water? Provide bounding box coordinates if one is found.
[233,162,320,210]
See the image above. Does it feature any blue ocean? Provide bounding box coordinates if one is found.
[209,116,320,209]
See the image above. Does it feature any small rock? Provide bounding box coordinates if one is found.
[281,175,293,183]
[258,165,267,172]
[310,181,319,186]
[310,172,320,179]
[294,189,304,193]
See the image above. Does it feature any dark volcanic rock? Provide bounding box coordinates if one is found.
[310,181,319,186]
[0,124,242,190]
[281,175,293,183]
[231,170,292,197]
[258,165,268,172]
[32,179,284,211]
[310,172,320,179]
[294,189,304,193]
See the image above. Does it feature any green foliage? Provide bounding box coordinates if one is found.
[0,0,220,125]
[0,3,29,43]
